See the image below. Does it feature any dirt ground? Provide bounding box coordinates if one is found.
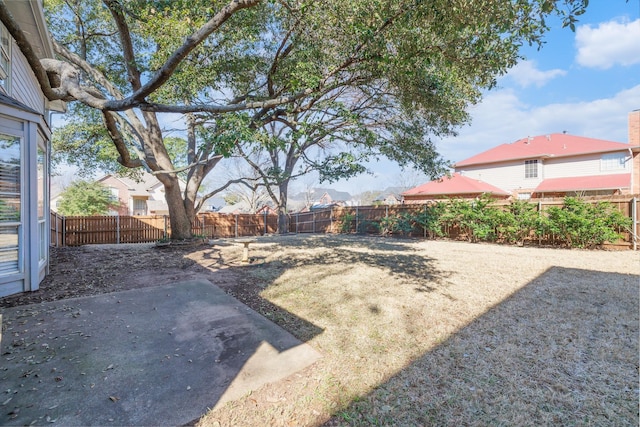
[1,235,638,426]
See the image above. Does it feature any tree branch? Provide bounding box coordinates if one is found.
[112,0,261,109]
[102,111,143,168]
[103,0,142,90]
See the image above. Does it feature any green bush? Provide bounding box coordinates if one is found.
[357,218,380,234]
[497,200,541,245]
[545,197,631,248]
[338,212,356,233]
[441,195,499,242]
[379,213,414,236]
[412,202,447,239]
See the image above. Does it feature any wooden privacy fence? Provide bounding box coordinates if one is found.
[50,211,278,247]
[50,195,639,249]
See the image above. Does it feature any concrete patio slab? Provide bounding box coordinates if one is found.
[0,280,322,426]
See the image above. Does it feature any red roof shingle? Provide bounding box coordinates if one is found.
[402,173,510,197]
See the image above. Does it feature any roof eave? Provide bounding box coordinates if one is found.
[455,146,634,168]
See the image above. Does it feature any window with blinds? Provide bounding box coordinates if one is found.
[0,133,21,275]
[0,23,11,94]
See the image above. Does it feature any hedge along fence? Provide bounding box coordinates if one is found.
[50,195,639,249]
[293,195,638,250]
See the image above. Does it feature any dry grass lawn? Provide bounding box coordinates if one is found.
[4,234,636,426]
[197,235,639,427]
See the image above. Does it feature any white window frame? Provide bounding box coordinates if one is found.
[0,132,23,278]
[600,153,626,171]
[524,159,538,179]
[0,23,11,95]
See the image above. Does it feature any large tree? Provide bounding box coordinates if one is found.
[0,0,587,239]
[228,83,448,232]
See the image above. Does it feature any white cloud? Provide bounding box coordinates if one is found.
[576,18,640,69]
[506,60,567,88]
[437,84,640,163]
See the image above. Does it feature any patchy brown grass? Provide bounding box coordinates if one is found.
[198,235,639,427]
[2,235,638,426]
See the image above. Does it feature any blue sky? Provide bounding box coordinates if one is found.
[331,0,640,193]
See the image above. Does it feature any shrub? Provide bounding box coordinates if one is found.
[338,212,356,233]
[497,200,541,245]
[357,218,379,234]
[379,213,414,236]
[412,202,446,239]
[545,197,632,248]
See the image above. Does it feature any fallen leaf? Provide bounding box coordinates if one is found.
[109,396,120,402]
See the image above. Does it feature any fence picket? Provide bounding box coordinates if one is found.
[49,194,638,249]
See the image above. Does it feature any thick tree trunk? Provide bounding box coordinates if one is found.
[277,181,289,234]
[162,175,193,240]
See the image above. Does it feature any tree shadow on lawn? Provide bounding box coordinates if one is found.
[324,267,639,426]
[246,233,451,295]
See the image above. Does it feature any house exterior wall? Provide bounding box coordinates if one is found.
[629,110,640,146]
[455,161,542,194]
[0,1,65,297]
[11,47,46,113]
[543,151,633,178]
[99,176,133,216]
[456,149,635,197]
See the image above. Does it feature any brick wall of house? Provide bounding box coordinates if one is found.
[99,176,130,215]
[630,110,640,146]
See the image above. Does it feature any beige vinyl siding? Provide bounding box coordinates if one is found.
[544,151,631,178]
[456,161,542,193]
[10,41,45,114]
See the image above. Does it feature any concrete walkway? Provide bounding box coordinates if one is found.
[0,280,321,426]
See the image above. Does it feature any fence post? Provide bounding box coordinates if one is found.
[116,215,120,244]
[235,214,239,238]
[296,213,299,234]
[55,212,59,247]
[632,197,637,251]
[330,208,333,233]
[62,215,66,247]
[163,215,168,239]
[423,204,427,239]
[538,201,542,246]
[355,206,359,233]
[264,210,267,235]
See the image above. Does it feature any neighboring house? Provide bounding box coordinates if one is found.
[373,187,407,205]
[314,188,352,206]
[289,187,354,211]
[218,201,252,214]
[98,172,186,216]
[403,111,640,202]
[218,201,275,215]
[0,1,66,297]
[203,197,226,212]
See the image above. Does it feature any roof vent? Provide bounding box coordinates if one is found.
[525,136,533,144]
[546,135,551,141]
